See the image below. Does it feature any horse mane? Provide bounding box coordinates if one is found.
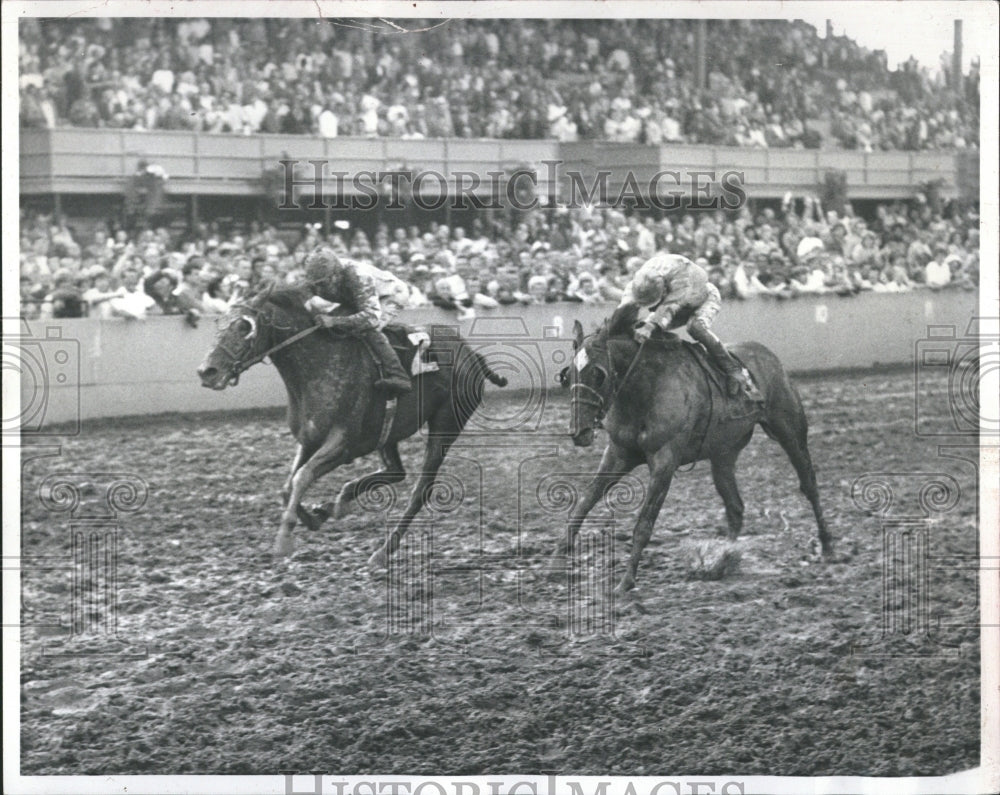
[607,303,640,339]
[257,286,314,328]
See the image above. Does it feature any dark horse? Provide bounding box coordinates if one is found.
[197,286,507,565]
[561,304,833,593]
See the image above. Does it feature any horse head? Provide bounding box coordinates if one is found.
[563,317,613,447]
[197,284,308,390]
[563,305,643,447]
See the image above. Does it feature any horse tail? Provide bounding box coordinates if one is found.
[477,354,508,387]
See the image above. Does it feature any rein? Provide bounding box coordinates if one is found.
[571,335,645,429]
[232,323,320,376]
[216,299,321,385]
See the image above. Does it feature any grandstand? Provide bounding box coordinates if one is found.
[18,17,980,322]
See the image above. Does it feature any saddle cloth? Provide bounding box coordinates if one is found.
[383,323,440,376]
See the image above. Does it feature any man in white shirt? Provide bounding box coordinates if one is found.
[317,106,339,138]
[109,268,156,320]
[925,258,952,289]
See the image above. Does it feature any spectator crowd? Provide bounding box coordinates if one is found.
[19,17,979,151]
[20,194,980,323]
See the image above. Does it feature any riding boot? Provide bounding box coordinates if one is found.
[364,329,412,396]
[689,319,744,398]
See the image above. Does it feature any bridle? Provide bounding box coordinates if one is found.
[212,301,319,386]
[570,332,645,431]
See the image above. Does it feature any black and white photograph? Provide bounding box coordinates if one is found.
[4,1,998,793]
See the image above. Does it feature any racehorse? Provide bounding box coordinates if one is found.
[197,285,507,565]
[560,303,833,593]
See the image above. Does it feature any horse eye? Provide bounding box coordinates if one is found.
[593,368,606,388]
[240,315,257,340]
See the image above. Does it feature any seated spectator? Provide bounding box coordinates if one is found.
[20,275,45,319]
[109,268,156,320]
[431,273,474,318]
[144,268,185,314]
[486,269,525,306]
[595,263,625,303]
[81,266,121,318]
[202,276,234,313]
[17,18,979,150]
[925,255,952,289]
[788,259,829,294]
[42,270,86,318]
[526,275,550,304]
[949,253,977,291]
[567,271,605,303]
[849,231,882,269]
[464,274,500,309]
[174,259,207,321]
[824,256,857,296]
[732,258,774,299]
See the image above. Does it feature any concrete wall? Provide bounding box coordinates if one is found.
[11,290,977,429]
[21,128,963,200]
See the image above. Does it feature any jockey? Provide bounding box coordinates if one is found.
[620,253,753,398]
[302,247,412,396]
[352,259,412,327]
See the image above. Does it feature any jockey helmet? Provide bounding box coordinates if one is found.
[303,247,343,285]
[631,267,665,307]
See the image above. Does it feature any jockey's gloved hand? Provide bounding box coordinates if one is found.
[635,322,655,343]
[314,314,337,328]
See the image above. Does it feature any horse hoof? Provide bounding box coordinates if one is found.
[273,534,294,557]
[332,497,349,521]
[367,547,388,571]
[308,503,332,530]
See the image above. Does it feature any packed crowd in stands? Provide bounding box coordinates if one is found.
[19,194,980,322]
[19,18,979,150]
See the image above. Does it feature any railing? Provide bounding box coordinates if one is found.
[11,290,978,427]
[20,128,971,200]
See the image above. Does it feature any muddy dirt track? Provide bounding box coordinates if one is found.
[20,368,980,776]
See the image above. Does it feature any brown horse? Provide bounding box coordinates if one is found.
[197,286,507,565]
[561,303,833,593]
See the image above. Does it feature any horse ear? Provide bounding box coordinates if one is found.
[572,319,584,349]
[254,281,275,304]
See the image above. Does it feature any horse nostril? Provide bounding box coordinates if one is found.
[199,366,216,380]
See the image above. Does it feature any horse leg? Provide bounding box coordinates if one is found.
[368,380,485,569]
[368,434,456,570]
[281,443,327,532]
[281,445,305,507]
[274,428,348,557]
[762,409,834,556]
[556,442,642,558]
[616,450,676,594]
[710,449,745,540]
[326,442,406,521]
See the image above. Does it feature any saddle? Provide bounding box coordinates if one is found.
[383,323,441,377]
[647,329,764,420]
